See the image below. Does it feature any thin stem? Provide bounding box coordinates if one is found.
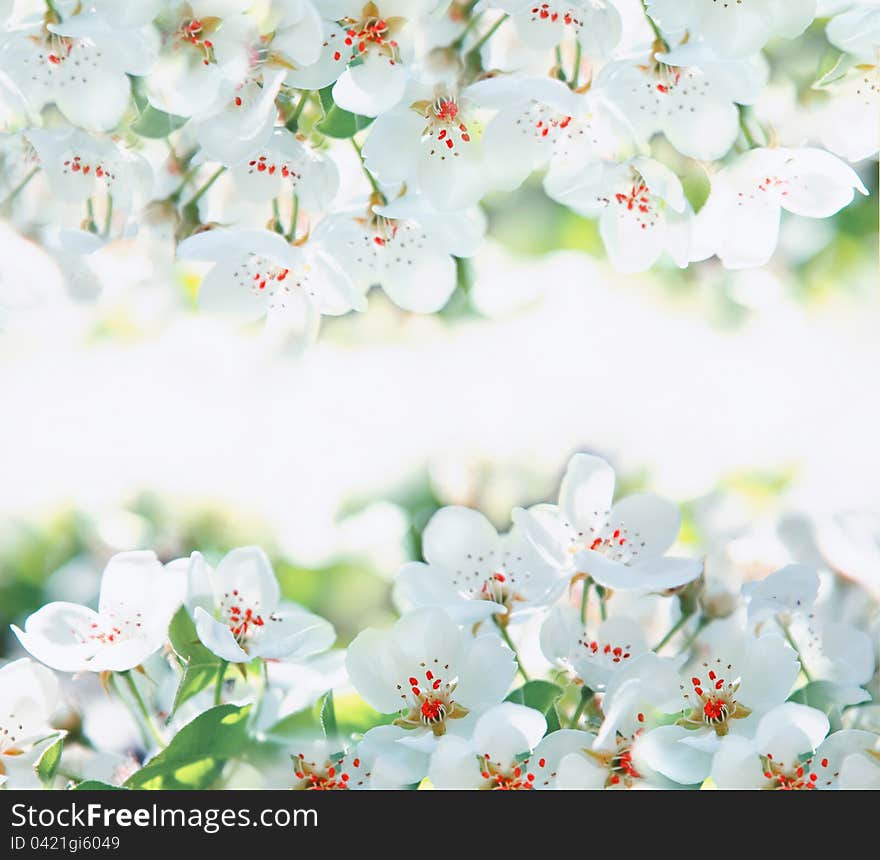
[569,685,593,729]
[271,197,284,234]
[85,197,98,233]
[570,40,582,89]
[783,625,814,683]
[596,585,607,621]
[469,13,508,55]
[676,616,709,656]
[102,195,114,238]
[214,661,228,706]
[641,1,666,46]
[45,0,62,22]
[451,11,484,49]
[350,138,383,199]
[187,165,225,206]
[653,612,694,653]
[579,580,590,625]
[120,671,165,749]
[286,194,299,241]
[495,617,529,682]
[738,105,759,148]
[286,89,310,130]
[1,167,39,210]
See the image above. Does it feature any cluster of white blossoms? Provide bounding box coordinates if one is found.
[4,452,879,790]
[0,0,874,338]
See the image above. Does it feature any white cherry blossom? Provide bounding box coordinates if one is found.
[287,0,433,116]
[468,73,634,193]
[741,563,819,629]
[540,608,650,689]
[826,4,880,61]
[290,725,428,790]
[514,453,703,591]
[645,0,817,59]
[362,86,486,211]
[0,658,60,787]
[176,227,367,333]
[545,156,694,272]
[0,8,157,130]
[596,44,767,161]
[710,702,831,789]
[678,624,800,742]
[429,702,596,789]
[838,732,880,790]
[12,552,185,673]
[345,607,517,741]
[816,64,880,163]
[692,146,868,269]
[187,547,336,663]
[394,505,563,625]
[229,128,340,210]
[314,193,485,313]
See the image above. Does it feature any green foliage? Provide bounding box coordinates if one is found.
[35,735,64,786]
[506,680,565,735]
[166,606,225,717]
[315,87,374,138]
[125,704,252,790]
[131,106,188,139]
[72,780,124,791]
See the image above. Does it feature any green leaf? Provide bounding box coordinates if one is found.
[167,606,225,717]
[813,49,855,89]
[506,680,565,735]
[314,86,374,138]
[72,780,124,791]
[125,704,252,790]
[131,105,188,139]
[320,690,338,739]
[788,682,854,733]
[35,735,64,786]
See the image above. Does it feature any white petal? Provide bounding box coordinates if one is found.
[473,702,546,762]
[710,734,764,789]
[558,453,615,532]
[781,147,867,218]
[555,751,607,789]
[579,554,702,592]
[381,244,456,313]
[736,635,800,712]
[454,635,517,710]
[427,735,482,789]
[11,604,100,672]
[345,627,406,714]
[254,606,335,660]
[362,107,423,184]
[212,546,280,615]
[332,53,408,117]
[98,550,166,617]
[633,725,713,785]
[193,607,250,663]
[755,702,829,763]
[610,492,681,558]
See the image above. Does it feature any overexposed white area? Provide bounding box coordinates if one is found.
[1,236,878,564]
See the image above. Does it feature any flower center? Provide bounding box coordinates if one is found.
[217,588,275,646]
[588,734,642,788]
[761,754,818,790]
[0,714,26,756]
[480,755,536,790]
[175,17,218,65]
[576,633,634,666]
[528,3,582,29]
[293,754,353,790]
[336,4,402,65]
[416,97,473,158]
[565,512,645,565]
[679,659,751,735]
[394,663,467,735]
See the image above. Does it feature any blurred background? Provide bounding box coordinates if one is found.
[0,9,878,673]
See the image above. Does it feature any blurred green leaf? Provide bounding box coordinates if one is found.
[506,680,564,735]
[315,87,374,138]
[35,735,64,786]
[167,606,225,717]
[813,49,855,89]
[72,780,124,791]
[125,704,251,790]
[131,106,188,139]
